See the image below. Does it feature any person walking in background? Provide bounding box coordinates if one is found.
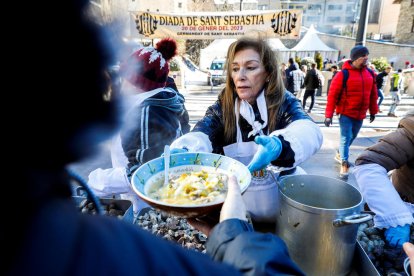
[368,63,377,73]
[285,58,304,97]
[388,69,404,117]
[324,45,378,177]
[330,65,338,77]
[281,62,288,88]
[354,109,413,249]
[285,58,296,94]
[169,37,322,223]
[376,66,392,113]
[302,63,320,113]
[297,64,308,101]
[327,65,338,96]
[291,63,305,97]
[88,38,191,215]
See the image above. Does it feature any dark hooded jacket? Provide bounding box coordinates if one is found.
[121,89,190,171]
[285,63,298,93]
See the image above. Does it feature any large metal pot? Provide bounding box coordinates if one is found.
[275,175,372,276]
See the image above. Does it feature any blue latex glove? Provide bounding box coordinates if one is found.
[247,135,282,172]
[384,224,411,248]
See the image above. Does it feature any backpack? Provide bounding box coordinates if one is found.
[341,68,375,89]
[337,68,375,103]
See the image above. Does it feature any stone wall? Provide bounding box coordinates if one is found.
[318,33,414,70]
[394,0,414,44]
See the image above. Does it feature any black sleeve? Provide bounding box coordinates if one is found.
[271,135,295,167]
[375,73,383,88]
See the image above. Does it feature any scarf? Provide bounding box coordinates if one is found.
[237,90,268,138]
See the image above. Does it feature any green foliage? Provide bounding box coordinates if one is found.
[314,52,323,70]
[295,56,301,65]
[371,57,389,72]
[301,56,316,68]
[169,58,180,71]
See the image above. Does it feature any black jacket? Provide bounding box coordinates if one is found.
[304,69,320,90]
[192,92,310,168]
[376,71,388,90]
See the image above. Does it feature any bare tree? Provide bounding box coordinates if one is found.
[185,0,232,66]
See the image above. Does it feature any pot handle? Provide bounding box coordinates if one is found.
[333,213,373,227]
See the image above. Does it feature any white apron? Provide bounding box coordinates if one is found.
[223,105,280,223]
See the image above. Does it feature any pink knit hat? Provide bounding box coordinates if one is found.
[121,38,177,91]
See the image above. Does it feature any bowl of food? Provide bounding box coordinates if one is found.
[131,152,251,218]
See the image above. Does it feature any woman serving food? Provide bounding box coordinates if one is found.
[170,37,323,222]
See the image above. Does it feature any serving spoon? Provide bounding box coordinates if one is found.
[164,145,170,186]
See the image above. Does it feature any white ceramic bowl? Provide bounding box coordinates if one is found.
[131,152,251,218]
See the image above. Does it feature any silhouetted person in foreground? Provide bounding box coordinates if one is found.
[6,1,304,275]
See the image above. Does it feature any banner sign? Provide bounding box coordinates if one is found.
[133,10,302,39]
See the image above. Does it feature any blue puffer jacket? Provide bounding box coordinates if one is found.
[193,91,311,168]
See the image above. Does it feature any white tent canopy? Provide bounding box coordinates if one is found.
[289,25,339,62]
[200,38,288,70]
[290,25,338,60]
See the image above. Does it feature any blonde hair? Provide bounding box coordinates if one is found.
[221,37,285,143]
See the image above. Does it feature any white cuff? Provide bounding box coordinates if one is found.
[170,132,213,153]
[354,163,414,228]
[270,119,322,170]
[88,167,130,197]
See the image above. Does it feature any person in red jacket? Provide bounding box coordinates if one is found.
[324,45,378,177]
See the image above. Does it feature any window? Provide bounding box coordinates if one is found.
[368,0,381,23]
[178,2,182,8]
[327,16,341,22]
[346,16,354,22]
[308,4,322,10]
[307,16,320,22]
[346,5,354,12]
[328,4,342,10]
